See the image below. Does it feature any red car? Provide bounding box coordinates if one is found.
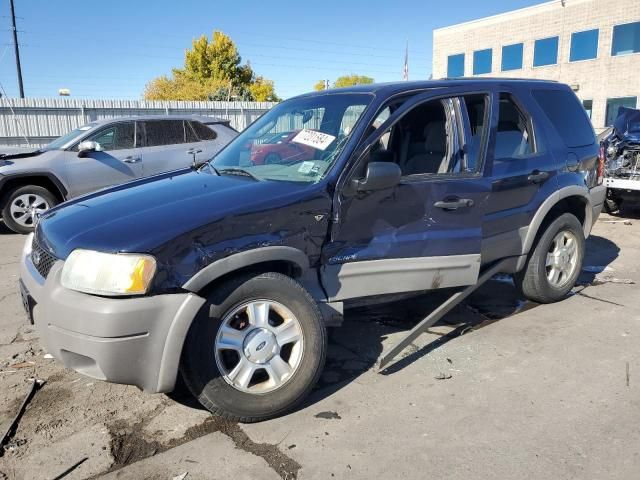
[250,130,316,165]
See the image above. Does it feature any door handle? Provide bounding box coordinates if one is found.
[434,198,475,210]
[123,156,141,163]
[527,170,550,184]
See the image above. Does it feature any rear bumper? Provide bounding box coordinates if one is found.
[604,178,640,191]
[19,249,205,393]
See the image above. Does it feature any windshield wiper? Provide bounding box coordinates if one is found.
[218,167,261,181]
[197,161,221,176]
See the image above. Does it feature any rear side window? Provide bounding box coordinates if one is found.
[143,120,186,147]
[190,121,218,141]
[494,94,534,159]
[532,89,595,147]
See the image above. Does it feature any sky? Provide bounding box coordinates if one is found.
[0,0,547,100]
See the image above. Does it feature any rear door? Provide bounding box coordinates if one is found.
[138,119,197,176]
[481,89,559,264]
[63,121,143,197]
[321,90,492,301]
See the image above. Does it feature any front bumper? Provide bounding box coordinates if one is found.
[19,249,205,393]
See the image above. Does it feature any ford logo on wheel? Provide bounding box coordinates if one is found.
[255,340,267,352]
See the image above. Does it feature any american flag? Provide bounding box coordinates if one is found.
[402,41,409,81]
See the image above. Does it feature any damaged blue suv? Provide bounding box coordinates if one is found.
[20,79,606,421]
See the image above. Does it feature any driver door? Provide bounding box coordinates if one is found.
[321,90,493,301]
[63,121,143,197]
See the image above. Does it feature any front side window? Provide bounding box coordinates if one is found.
[143,120,185,147]
[211,93,372,183]
[463,94,489,171]
[84,122,135,151]
[606,97,638,126]
[473,49,492,75]
[494,94,534,159]
[570,29,599,62]
[533,36,559,67]
[612,21,640,56]
[447,54,465,77]
[501,43,524,71]
[46,124,96,151]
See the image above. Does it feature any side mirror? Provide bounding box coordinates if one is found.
[77,141,101,156]
[351,162,401,193]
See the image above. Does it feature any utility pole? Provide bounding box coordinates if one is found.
[10,0,25,98]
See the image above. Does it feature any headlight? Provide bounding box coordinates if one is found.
[61,249,156,296]
[23,233,34,257]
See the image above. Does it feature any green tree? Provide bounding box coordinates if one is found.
[334,74,374,88]
[313,80,327,91]
[144,31,278,101]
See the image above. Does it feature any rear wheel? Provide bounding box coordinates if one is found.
[180,272,327,422]
[515,213,584,303]
[1,185,57,234]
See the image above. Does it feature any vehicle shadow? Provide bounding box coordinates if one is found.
[0,220,13,235]
[170,233,621,415]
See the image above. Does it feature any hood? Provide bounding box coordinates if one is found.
[613,107,640,144]
[0,147,43,161]
[36,169,318,259]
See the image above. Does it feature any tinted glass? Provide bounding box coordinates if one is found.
[606,97,638,126]
[533,37,559,66]
[46,124,95,150]
[447,54,465,77]
[501,43,523,71]
[463,94,488,171]
[85,122,135,151]
[570,29,599,62]
[495,94,534,159]
[612,21,640,56]
[144,120,185,146]
[473,49,492,75]
[532,89,595,148]
[582,100,593,120]
[190,121,217,140]
[185,121,199,142]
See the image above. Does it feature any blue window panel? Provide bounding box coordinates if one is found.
[606,97,637,126]
[501,43,523,71]
[612,21,640,56]
[533,36,559,66]
[473,49,492,75]
[447,54,465,77]
[570,29,599,61]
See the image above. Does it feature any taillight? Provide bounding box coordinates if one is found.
[597,145,605,185]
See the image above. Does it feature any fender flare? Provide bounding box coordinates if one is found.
[521,185,592,256]
[182,246,311,293]
[0,171,69,200]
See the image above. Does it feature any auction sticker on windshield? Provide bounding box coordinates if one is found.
[292,129,336,151]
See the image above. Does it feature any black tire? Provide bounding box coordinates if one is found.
[515,213,585,304]
[1,185,58,234]
[604,196,621,214]
[180,272,327,422]
[264,152,281,164]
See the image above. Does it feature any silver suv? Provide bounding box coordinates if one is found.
[0,115,237,233]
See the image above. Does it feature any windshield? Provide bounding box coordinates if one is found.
[212,93,373,183]
[44,124,95,150]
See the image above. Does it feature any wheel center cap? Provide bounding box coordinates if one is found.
[243,328,277,364]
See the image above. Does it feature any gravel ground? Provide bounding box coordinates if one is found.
[0,211,639,480]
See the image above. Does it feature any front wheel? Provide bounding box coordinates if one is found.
[515,213,585,304]
[1,185,58,234]
[180,272,327,422]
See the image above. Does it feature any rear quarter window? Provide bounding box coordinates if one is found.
[191,121,218,141]
[532,89,595,148]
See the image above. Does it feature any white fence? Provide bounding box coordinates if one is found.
[0,98,276,147]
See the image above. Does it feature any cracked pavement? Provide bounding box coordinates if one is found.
[1,212,640,479]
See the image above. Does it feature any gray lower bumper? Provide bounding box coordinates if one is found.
[590,185,606,227]
[19,250,205,393]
